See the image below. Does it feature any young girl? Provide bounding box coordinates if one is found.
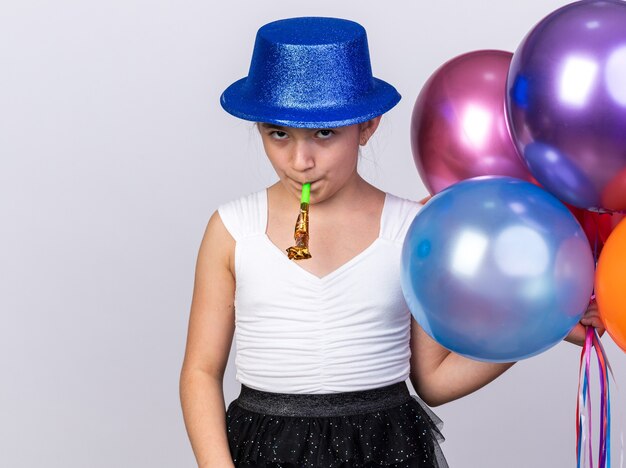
[179,16,603,468]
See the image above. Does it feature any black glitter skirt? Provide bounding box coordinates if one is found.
[226,382,447,467]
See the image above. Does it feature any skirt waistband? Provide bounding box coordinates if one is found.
[235,382,413,417]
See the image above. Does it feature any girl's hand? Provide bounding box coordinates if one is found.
[565,300,606,347]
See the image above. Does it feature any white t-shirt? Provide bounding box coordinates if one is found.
[218,189,422,394]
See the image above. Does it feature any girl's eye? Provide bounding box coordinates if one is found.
[316,129,334,139]
[270,131,288,140]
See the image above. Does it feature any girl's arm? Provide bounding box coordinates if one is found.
[409,302,604,407]
[409,318,514,407]
[180,210,236,468]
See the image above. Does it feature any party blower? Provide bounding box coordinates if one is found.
[286,182,312,260]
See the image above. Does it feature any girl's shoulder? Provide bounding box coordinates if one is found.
[380,192,425,244]
[216,189,267,242]
[383,191,424,219]
[384,191,424,210]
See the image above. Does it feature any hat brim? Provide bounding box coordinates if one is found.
[220,77,401,128]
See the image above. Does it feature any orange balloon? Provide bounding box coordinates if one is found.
[596,217,626,352]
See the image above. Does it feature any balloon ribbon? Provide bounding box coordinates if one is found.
[286,182,312,260]
[576,326,613,468]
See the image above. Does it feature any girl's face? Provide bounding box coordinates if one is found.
[258,117,380,203]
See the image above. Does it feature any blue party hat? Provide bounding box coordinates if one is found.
[220,17,401,128]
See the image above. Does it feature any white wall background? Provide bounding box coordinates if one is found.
[1,1,624,466]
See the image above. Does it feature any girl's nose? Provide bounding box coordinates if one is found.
[292,141,315,172]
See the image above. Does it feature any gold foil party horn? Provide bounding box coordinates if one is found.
[286,182,312,260]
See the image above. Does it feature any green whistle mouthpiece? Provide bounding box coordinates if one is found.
[301,182,311,204]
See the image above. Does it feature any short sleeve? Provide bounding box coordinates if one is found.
[217,200,242,241]
[380,193,423,244]
[216,190,266,241]
[398,199,423,242]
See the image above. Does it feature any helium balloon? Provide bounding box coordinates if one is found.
[411,50,532,195]
[595,217,626,352]
[401,176,595,362]
[507,0,626,212]
[567,203,625,257]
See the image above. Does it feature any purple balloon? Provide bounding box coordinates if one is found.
[507,0,626,212]
[411,50,532,195]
